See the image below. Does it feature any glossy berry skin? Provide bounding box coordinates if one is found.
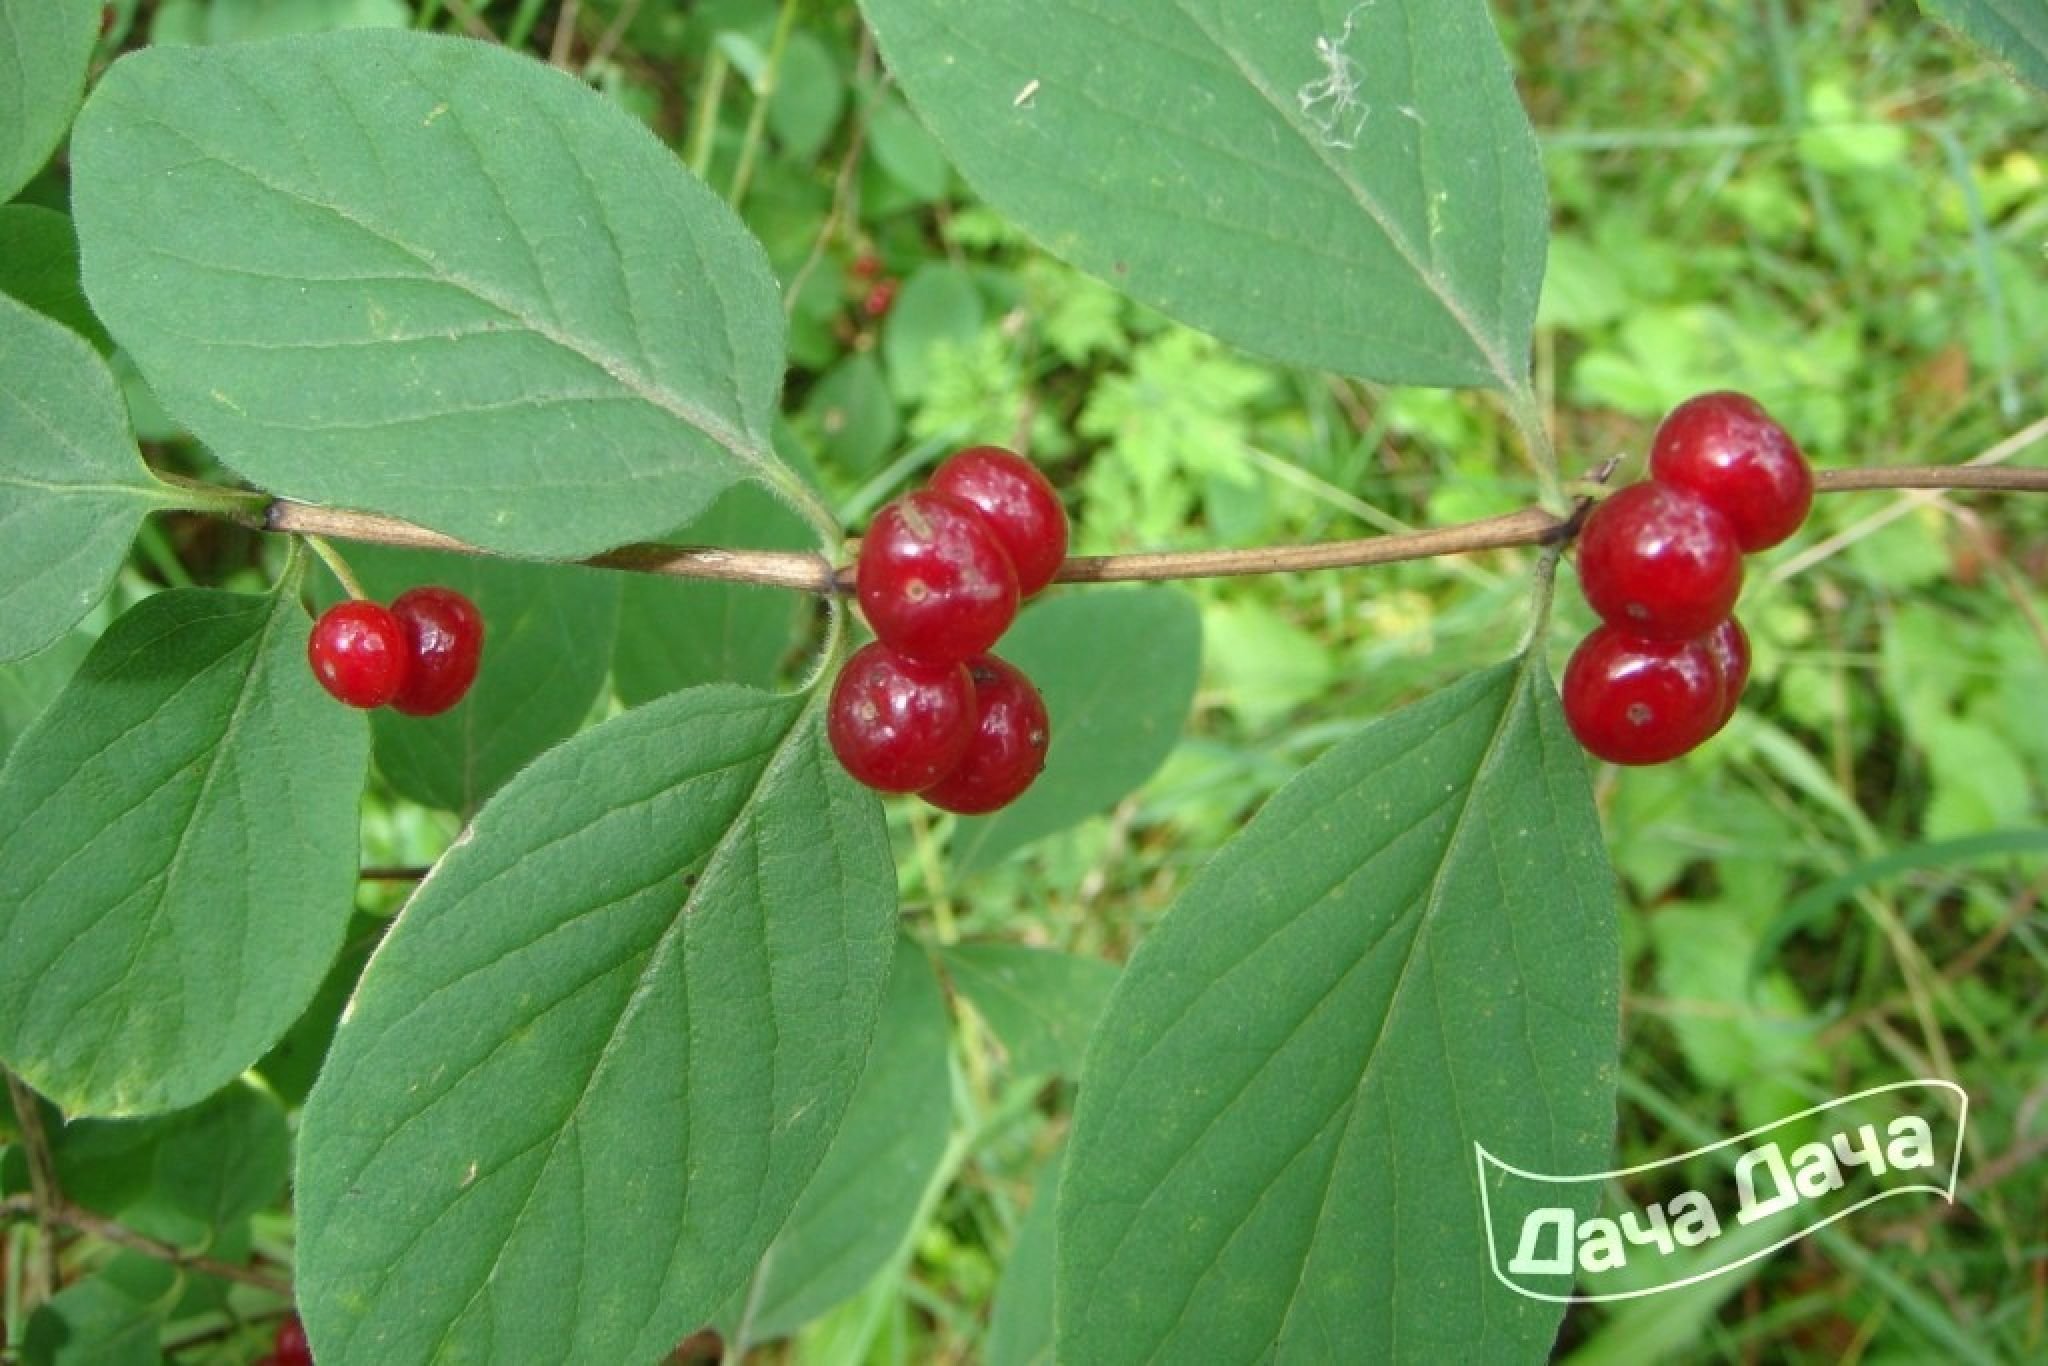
[828,643,978,793]
[857,491,1020,667]
[928,446,1069,597]
[389,586,484,717]
[1650,392,1813,551]
[1577,482,1743,641]
[1562,626,1725,766]
[923,655,1050,814]
[273,1315,312,1366]
[1702,616,1751,733]
[308,601,409,709]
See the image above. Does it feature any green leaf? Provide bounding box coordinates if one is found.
[314,545,621,814]
[856,0,1547,390]
[768,30,846,161]
[866,97,952,203]
[0,0,100,203]
[0,587,369,1116]
[1923,0,2048,92]
[940,944,1118,1079]
[953,588,1201,872]
[151,0,413,46]
[801,352,901,477]
[881,263,984,401]
[613,482,813,705]
[1201,597,1335,729]
[51,1082,291,1248]
[0,622,96,761]
[986,1149,1061,1366]
[23,1260,181,1366]
[725,937,951,1348]
[1056,659,1620,1363]
[256,912,382,1107]
[296,685,897,1365]
[128,1082,290,1246]
[0,292,173,663]
[0,205,112,351]
[71,30,811,560]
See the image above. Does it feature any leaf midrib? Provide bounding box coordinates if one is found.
[1266,657,1533,1360]
[1167,1,1523,393]
[399,691,823,1364]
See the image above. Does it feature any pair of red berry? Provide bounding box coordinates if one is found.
[829,446,1068,813]
[1563,391,1813,766]
[308,586,483,717]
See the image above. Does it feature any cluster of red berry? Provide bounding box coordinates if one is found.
[254,1314,311,1366]
[1563,392,1813,765]
[828,447,1067,813]
[850,251,898,321]
[308,587,483,717]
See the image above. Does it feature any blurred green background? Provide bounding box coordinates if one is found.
[4,0,2045,1362]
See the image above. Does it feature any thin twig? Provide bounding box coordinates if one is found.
[783,28,881,311]
[244,465,2048,597]
[5,1071,60,1307]
[582,0,642,71]
[359,866,433,881]
[548,0,581,69]
[54,1204,293,1297]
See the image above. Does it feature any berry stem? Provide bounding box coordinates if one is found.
[221,462,2048,594]
[302,535,370,602]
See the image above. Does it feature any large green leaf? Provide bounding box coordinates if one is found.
[0,588,369,1116]
[953,587,1201,872]
[0,0,100,202]
[296,685,897,1365]
[856,0,1547,391]
[613,482,812,706]
[0,292,175,662]
[71,30,809,559]
[724,937,952,1349]
[1056,659,1620,1362]
[1924,0,2048,91]
[314,545,621,814]
[940,943,1118,1079]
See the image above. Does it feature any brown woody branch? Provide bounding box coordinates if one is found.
[252,465,2048,596]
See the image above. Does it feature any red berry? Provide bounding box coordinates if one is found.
[928,446,1069,597]
[862,279,899,319]
[308,601,408,709]
[1577,482,1743,640]
[922,655,1050,814]
[850,252,883,281]
[273,1314,312,1366]
[856,491,1020,666]
[1702,616,1751,733]
[1562,626,1725,766]
[1650,392,1813,551]
[827,643,978,793]
[388,587,484,717]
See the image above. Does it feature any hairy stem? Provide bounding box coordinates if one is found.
[232,465,2048,596]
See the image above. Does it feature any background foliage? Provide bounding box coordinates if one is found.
[2,0,2045,1362]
